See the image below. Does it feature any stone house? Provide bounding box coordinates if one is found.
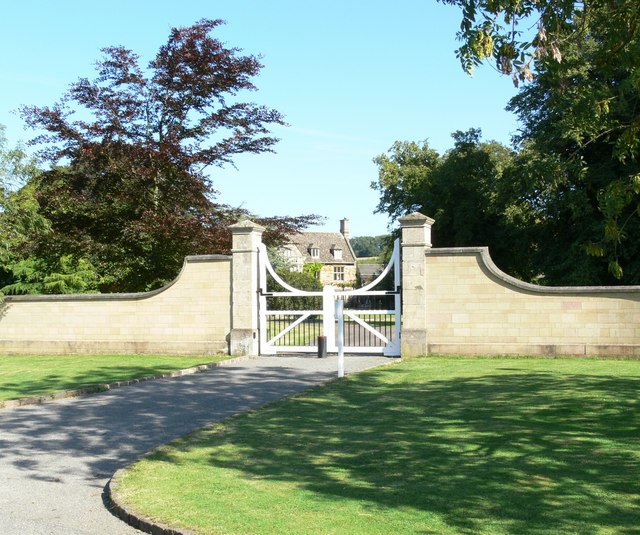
[358,263,384,285]
[280,218,357,287]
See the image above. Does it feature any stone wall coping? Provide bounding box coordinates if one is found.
[3,254,231,303]
[426,247,640,295]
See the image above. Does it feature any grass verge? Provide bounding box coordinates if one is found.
[0,354,232,402]
[112,356,640,534]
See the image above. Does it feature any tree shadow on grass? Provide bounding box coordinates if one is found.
[0,361,210,401]
[0,361,357,533]
[0,364,340,481]
[183,368,640,534]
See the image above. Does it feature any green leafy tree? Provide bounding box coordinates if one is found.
[1,126,101,294]
[373,130,531,278]
[427,130,514,249]
[1,255,100,295]
[0,124,40,191]
[302,262,323,279]
[20,19,318,292]
[349,235,390,258]
[371,140,440,222]
[267,247,294,273]
[0,125,46,260]
[440,0,640,281]
[0,125,50,290]
[504,11,640,283]
[269,268,323,311]
[438,0,639,84]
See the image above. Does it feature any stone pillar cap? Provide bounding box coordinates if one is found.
[398,212,435,227]
[229,218,266,233]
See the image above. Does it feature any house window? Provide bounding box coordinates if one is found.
[310,247,320,259]
[333,248,343,260]
[334,266,345,281]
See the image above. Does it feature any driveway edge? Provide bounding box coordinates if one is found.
[103,356,402,535]
[105,471,194,535]
[0,355,255,410]
[103,373,331,535]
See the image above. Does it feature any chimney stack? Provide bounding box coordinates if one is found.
[340,218,350,241]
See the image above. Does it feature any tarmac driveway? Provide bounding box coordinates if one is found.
[0,355,395,535]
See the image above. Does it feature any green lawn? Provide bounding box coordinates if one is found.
[0,354,230,401]
[268,315,322,346]
[112,356,640,534]
[268,315,394,347]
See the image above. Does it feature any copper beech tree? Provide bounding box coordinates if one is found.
[20,19,318,292]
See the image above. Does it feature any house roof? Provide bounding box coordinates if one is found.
[358,264,384,278]
[287,231,356,265]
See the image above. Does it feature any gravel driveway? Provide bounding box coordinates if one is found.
[0,355,396,534]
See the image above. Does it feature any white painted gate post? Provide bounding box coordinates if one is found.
[335,298,345,377]
[229,218,265,356]
[322,285,336,351]
[398,212,434,357]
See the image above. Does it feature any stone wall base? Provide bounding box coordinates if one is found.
[427,343,640,358]
[0,339,228,356]
[400,329,429,358]
[229,328,259,356]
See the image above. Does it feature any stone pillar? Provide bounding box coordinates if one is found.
[229,218,265,356]
[399,212,434,357]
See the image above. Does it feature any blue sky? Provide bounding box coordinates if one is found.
[0,0,521,237]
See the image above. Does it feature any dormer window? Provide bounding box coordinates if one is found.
[309,245,320,258]
[331,244,343,260]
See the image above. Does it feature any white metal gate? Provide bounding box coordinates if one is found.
[258,239,401,356]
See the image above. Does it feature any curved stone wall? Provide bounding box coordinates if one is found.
[424,247,640,356]
[0,255,231,355]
